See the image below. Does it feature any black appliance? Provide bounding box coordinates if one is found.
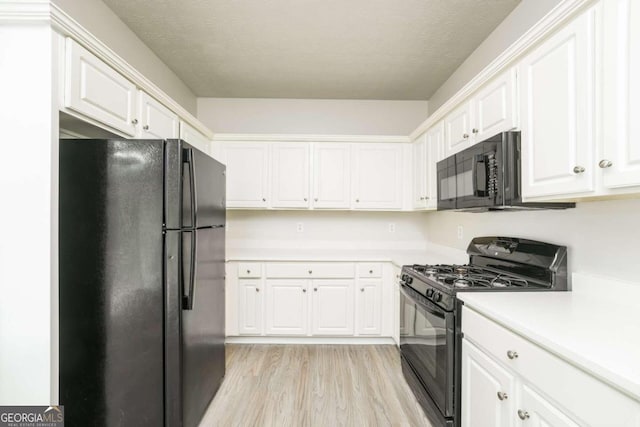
[436,131,575,211]
[59,139,226,427]
[399,236,568,427]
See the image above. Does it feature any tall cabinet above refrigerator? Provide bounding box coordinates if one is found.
[59,139,225,427]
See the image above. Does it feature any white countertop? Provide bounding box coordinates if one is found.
[458,272,640,401]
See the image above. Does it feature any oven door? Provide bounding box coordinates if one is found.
[399,284,455,418]
[454,142,501,210]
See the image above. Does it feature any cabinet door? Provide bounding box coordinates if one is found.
[474,68,517,142]
[238,280,263,335]
[64,38,137,136]
[444,101,473,157]
[412,136,428,209]
[312,143,351,209]
[518,385,582,427]
[602,0,640,188]
[392,266,401,346]
[221,143,269,208]
[519,5,599,198]
[311,280,354,336]
[265,280,308,335]
[352,144,403,209]
[461,339,515,427]
[180,121,211,156]
[426,122,445,209]
[137,91,179,139]
[356,279,382,335]
[271,143,310,208]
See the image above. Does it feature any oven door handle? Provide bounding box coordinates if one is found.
[400,284,447,318]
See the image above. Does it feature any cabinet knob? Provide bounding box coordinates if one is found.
[573,166,585,174]
[507,350,519,360]
[314,198,318,202]
[143,125,149,131]
[303,288,307,293]
[255,288,260,292]
[472,128,479,134]
[517,410,530,420]
[131,118,138,125]
[369,270,373,274]
[356,199,360,203]
[599,159,613,168]
[497,391,508,401]
[308,270,313,274]
[420,197,425,200]
[262,198,266,202]
[314,288,318,292]
[361,288,365,292]
[463,133,469,139]
[304,198,308,202]
[246,270,250,274]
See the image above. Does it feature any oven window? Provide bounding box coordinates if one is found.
[400,288,451,415]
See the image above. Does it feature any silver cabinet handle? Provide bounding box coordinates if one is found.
[573,166,585,174]
[143,125,149,131]
[303,288,307,293]
[262,198,266,202]
[304,198,307,201]
[308,270,313,274]
[599,159,613,168]
[255,288,260,292]
[507,350,519,360]
[369,270,373,274]
[420,196,425,200]
[356,199,360,203]
[472,128,479,134]
[246,270,250,274]
[463,133,469,139]
[497,391,508,401]
[517,410,530,420]
[314,288,317,292]
[361,288,365,292]
[131,118,138,125]
[314,198,318,202]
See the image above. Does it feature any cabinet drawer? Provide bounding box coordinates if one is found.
[357,263,382,278]
[238,262,262,278]
[265,262,354,278]
[462,306,640,426]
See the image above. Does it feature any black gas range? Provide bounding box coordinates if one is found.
[399,237,568,427]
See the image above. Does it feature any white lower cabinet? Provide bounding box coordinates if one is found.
[311,280,354,335]
[356,279,382,335]
[237,280,263,335]
[265,279,308,335]
[462,306,640,427]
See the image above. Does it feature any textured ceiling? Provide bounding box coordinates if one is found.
[102,0,520,100]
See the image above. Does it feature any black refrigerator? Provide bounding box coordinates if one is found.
[59,139,225,427]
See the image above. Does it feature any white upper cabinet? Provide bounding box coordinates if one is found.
[474,68,517,142]
[180,121,211,155]
[352,143,403,209]
[221,143,269,208]
[519,4,599,199]
[64,38,137,136]
[312,143,351,209]
[271,143,310,208]
[311,280,355,336]
[602,0,640,189]
[137,91,179,139]
[444,101,473,157]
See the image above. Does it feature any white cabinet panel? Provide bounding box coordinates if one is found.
[603,0,640,188]
[425,122,444,209]
[311,280,354,336]
[474,68,517,142]
[444,101,473,157]
[412,136,428,209]
[221,143,269,208]
[519,385,581,427]
[180,121,211,156]
[352,144,403,209]
[238,280,263,335]
[271,143,310,208]
[265,280,308,335]
[356,279,382,335]
[461,339,515,427]
[64,38,137,136]
[137,91,178,139]
[519,6,598,198]
[312,143,351,209]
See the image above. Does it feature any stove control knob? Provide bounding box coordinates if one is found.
[426,289,434,298]
[401,274,408,282]
[433,292,442,302]
[406,276,413,285]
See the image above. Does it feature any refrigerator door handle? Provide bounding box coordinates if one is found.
[182,230,197,310]
[184,148,198,228]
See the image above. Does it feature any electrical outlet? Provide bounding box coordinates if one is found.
[457,225,464,240]
[388,223,396,233]
[296,223,304,233]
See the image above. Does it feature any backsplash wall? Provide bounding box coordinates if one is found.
[424,198,640,283]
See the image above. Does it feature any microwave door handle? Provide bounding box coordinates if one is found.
[184,148,198,228]
[182,231,197,310]
[472,154,487,197]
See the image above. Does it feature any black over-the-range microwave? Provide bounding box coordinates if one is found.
[436,131,575,211]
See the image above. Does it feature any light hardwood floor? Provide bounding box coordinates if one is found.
[199,344,432,427]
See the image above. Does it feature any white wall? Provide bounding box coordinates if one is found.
[428,0,562,112]
[197,98,429,135]
[227,211,429,252]
[425,198,640,283]
[53,0,197,115]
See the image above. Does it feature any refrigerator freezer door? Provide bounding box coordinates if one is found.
[59,139,165,426]
[181,226,226,427]
[165,140,226,230]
